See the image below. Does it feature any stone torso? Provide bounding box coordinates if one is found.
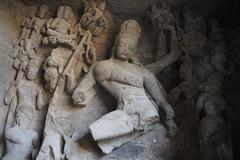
[33,17,46,31]
[94,59,146,97]
[17,79,38,106]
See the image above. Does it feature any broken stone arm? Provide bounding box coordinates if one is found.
[72,65,98,106]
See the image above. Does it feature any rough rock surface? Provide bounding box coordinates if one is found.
[0,0,238,160]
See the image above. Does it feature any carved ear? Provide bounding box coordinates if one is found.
[98,1,106,11]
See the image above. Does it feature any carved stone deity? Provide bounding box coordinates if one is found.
[146,0,181,74]
[43,47,72,93]
[208,18,234,76]
[196,95,233,160]
[181,7,209,58]
[42,6,77,49]
[80,0,108,36]
[15,8,36,47]
[12,39,41,81]
[72,19,177,153]
[29,5,49,48]
[2,39,45,159]
[43,30,96,93]
[147,0,176,59]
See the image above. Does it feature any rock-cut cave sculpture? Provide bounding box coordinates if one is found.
[2,39,45,160]
[80,0,108,36]
[41,6,77,49]
[72,19,177,153]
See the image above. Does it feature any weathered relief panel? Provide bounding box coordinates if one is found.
[0,0,236,160]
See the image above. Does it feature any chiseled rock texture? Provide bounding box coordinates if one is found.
[0,1,28,157]
[0,0,239,160]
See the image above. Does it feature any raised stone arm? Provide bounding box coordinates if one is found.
[72,65,98,106]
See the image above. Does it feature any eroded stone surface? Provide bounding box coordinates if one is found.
[0,0,236,160]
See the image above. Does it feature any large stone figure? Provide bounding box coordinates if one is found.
[72,19,177,153]
[43,30,96,93]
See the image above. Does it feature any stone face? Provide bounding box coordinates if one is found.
[0,0,237,160]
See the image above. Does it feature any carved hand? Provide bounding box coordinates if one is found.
[165,106,175,120]
[164,119,178,137]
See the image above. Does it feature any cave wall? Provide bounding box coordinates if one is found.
[0,0,239,159]
[0,0,29,156]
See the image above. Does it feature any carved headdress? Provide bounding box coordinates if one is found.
[111,19,141,61]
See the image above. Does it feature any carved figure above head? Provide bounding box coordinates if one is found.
[80,0,108,36]
[42,6,77,49]
[29,5,49,48]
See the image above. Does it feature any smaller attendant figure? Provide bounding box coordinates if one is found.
[41,6,77,49]
[196,95,233,160]
[44,31,96,94]
[80,0,108,36]
[14,8,36,47]
[209,18,234,76]
[146,0,181,74]
[43,47,71,93]
[3,39,45,160]
[29,5,49,48]
[12,39,41,81]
